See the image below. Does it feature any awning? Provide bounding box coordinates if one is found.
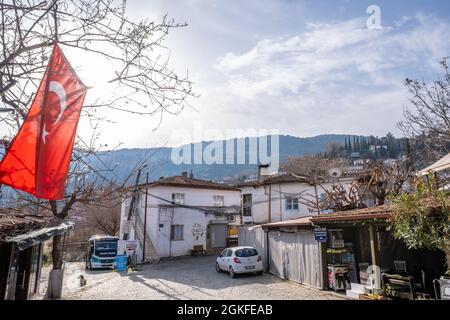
[5,221,74,250]
[418,153,450,176]
[310,205,393,224]
[261,216,313,228]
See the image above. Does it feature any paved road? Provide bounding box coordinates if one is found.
[62,256,343,300]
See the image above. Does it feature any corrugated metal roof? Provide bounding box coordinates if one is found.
[261,215,314,228]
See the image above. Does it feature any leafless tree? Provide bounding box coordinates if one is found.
[398,58,450,161]
[298,181,362,214]
[85,199,121,236]
[357,160,412,206]
[0,0,195,298]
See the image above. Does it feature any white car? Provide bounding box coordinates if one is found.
[216,246,264,278]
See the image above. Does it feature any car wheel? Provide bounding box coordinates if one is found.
[229,267,236,278]
[216,262,222,273]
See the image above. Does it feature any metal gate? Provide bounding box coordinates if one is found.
[238,226,268,269]
[268,230,322,288]
[209,223,227,248]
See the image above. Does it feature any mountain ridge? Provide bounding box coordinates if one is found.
[88,134,362,182]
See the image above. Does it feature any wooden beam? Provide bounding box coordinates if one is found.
[368,223,380,267]
[319,241,328,290]
[368,223,382,292]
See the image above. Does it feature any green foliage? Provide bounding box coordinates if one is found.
[389,175,450,253]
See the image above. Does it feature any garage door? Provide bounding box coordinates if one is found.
[209,223,227,248]
[268,230,322,289]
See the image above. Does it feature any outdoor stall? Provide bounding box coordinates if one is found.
[261,216,324,289]
[0,210,73,300]
[310,206,446,300]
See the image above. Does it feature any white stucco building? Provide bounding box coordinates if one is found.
[119,173,241,260]
[238,173,355,225]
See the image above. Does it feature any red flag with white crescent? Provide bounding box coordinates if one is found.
[0,43,87,200]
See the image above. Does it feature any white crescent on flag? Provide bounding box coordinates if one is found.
[42,81,67,144]
[49,81,67,125]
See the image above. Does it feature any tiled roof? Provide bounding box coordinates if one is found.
[237,173,310,187]
[261,216,314,228]
[0,209,54,239]
[142,175,240,191]
[310,205,393,223]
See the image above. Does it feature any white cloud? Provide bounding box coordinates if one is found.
[203,14,450,138]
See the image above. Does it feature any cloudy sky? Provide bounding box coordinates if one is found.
[75,0,450,148]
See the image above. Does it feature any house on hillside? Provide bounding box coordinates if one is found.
[237,167,354,225]
[119,172,241,259]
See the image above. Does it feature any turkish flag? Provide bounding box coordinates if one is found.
[0,44,87,200]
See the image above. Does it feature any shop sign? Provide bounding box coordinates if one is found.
[314,227,327,242]
[115,255,127,272]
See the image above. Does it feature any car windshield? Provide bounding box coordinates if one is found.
[235,248,258,257]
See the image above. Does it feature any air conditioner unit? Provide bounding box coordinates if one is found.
[329,168,342,178]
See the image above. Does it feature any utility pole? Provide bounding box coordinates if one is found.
[124,164,147,245]
[268,184,272,223]
[127,165,147,221]
[142,171,149,262]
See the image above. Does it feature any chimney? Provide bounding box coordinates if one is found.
[181,171,188,178]
[258,164,271,181]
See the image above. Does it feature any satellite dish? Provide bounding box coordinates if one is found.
[329,168,342,178]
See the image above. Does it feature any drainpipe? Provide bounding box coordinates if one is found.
[169,207,174,257]
[279,184,282,221]
[142,172,149,262]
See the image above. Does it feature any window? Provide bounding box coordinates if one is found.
[171,225,184,241]
[235,248,258,257]
[285,197,299,210]
[226,250,233,257]
[319,192,328,209]
[172,193,185,205]
[213,195,224,206]
[242,194,252,216]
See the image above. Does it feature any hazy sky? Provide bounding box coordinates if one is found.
[73,0,450,148]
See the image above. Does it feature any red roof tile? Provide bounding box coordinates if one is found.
[142,175,240,191]
[237,173,310,187]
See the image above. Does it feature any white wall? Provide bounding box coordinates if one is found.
[119,185,241,258]
[240,179,354,224]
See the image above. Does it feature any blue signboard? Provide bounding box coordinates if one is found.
[115,255,127,272]
[314,228,327,242]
